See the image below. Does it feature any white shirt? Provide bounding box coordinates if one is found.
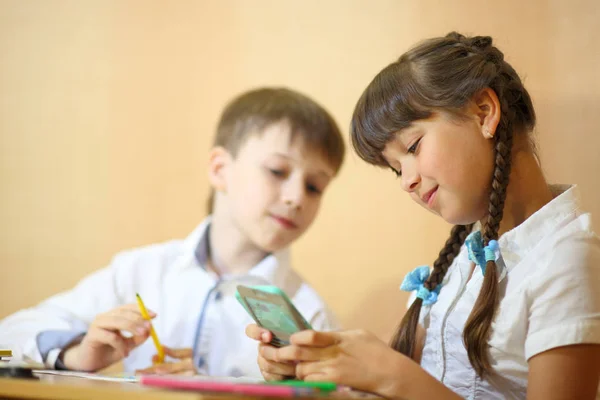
[0,217,339,377]
[418,185,600,399]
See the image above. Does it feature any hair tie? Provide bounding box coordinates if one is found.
[465,231,500,274]
[400,265,441,306]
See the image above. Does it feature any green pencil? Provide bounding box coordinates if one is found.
[268,380,337,392]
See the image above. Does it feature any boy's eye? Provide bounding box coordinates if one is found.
[407,138,421,154]
[306,184,322,195]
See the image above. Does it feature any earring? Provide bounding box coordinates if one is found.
[483,128,494,139]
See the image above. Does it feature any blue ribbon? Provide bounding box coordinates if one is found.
[400,265,441,306]
[465,231,499,274]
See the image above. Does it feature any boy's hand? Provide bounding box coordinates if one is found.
[136,347,195,376]
[245,324,296,381]
[61,303,153,371]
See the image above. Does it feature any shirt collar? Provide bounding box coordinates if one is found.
[497,184,580,258]
[182,216,291,282]
[457,184,580,284]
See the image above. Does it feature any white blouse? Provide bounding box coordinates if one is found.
[417,185,600,399]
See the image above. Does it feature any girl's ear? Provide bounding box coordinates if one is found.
[207,147,232,193]
[473,88,501,139]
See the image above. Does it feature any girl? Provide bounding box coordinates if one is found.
[246,33,600,399]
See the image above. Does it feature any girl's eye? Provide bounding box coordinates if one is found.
[407,138,421,154]
[269,169,286,177]
[390,167,401,178]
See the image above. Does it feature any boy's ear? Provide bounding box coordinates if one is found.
[473,88,501,139]
[207,147,232,193]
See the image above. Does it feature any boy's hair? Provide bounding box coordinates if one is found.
[350,32,536,377]
[208,87,345,213]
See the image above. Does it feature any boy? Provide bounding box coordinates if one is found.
[0,87,345,378]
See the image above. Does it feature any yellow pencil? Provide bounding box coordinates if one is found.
[135,293,164,364]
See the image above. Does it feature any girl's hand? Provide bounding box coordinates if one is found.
[245,324,296,381]
[266,329,408,396]
[136,346,195,375]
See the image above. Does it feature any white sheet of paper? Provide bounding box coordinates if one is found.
[33,369,138,383]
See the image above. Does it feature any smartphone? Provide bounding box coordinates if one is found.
[235,285,312,347]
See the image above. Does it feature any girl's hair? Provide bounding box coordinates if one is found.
[350,32,536,377]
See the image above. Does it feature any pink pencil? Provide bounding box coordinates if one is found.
[140,375,316,398]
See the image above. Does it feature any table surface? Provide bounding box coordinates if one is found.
[0,374,318,400]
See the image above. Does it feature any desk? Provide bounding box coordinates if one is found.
[0,374,294,400]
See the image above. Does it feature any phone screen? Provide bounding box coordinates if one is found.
[244,297,299,334]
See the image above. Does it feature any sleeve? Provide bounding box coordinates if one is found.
[308,306,341,331]
[37,331,85,368]
[290,284,341,332]
[0,251,138,368]
[524,234,600,360]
